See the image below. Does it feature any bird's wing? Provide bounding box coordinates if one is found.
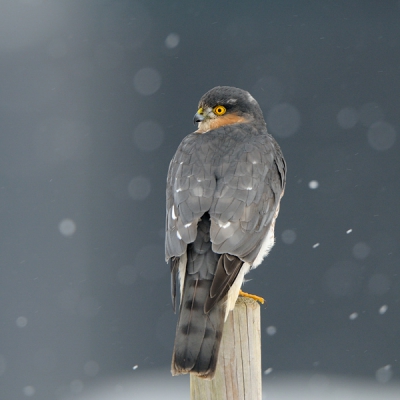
[205,127,286,310]
[209,129,286,260]
[165,132,217,308]
[165,133,216,262]
[166,125,285,310]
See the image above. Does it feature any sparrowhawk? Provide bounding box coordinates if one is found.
[165,86,286,379]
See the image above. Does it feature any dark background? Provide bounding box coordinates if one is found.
[0,1,399,398]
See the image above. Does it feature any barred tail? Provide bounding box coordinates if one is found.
[171,275,225,379]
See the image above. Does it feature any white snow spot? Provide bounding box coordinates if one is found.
[176,231,182,240]
[312,243,320,248]
[59,218,76,237]
[308,180,319,189]
[376,365,392,383]
[165,33,180,49]
[132,365,139,370]
[349,312,358,320]
[220,222,231,229]
[16,316,28,328]
[266,326,277,336]
[346,229,352,234]
[227,98,237,104]
[264,368,273,375]
[176,188,182,192]
[23,386,35,397]
[379,305,388,315]
[246,187,252,190]
[184,223,191,228]
[171,207,177,220]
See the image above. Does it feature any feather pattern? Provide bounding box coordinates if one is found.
[166,86,286,378]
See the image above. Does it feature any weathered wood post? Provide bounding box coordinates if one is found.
[190,297,261,400]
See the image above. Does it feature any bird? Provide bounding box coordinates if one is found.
[165,86,286,379]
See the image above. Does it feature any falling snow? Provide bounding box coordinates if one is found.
[1,2,399,397]
[16,316,28,328]
[264,368,273,375]
[308,180,319,189]
[165,33,180,49]
[379,305,388,315]
[23,386,35,397]
[349,312,358,320]
[58,219,76,237]
[266,326,277,336]
[375,365,392,383]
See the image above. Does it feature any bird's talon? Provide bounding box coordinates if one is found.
[239,290,265,304]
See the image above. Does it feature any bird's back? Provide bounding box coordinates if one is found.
[166,86,286,379]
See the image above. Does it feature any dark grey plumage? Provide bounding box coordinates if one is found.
[166,86,286,379]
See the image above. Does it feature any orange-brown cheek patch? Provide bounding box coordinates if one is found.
[209,114,248,129]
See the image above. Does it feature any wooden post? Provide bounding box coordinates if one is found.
[190,297,261,400]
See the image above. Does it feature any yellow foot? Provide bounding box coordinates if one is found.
[239,290,265,304]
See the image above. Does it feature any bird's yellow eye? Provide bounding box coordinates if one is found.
[213,105,226,116]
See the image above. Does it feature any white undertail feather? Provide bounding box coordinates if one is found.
[178,252,187,306]
[224,208,281,319]
[224,262,250,320]
[253,221,276,267]
[253,203,281,267]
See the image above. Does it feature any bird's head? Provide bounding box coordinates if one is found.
[194,86,265,133]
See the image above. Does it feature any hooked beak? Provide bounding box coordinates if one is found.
[193,107,204,125]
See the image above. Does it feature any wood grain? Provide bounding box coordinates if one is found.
[190,296,261,400]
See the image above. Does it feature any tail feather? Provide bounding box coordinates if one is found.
[171,276,226,378]
[171,213,225,379]
[192,304,224,375]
